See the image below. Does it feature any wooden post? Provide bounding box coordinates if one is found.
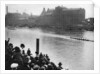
[36,38,39,55]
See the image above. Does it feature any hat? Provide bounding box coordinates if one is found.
[40,66,45,70]
[58,62,62,66]
[10,63,18,68]
[33,65,40,70]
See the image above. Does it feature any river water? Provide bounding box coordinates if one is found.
[5,28,94,70]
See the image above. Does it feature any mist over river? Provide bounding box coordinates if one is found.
[5,28,94,70]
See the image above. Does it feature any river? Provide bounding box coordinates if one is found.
[5,28,94,70]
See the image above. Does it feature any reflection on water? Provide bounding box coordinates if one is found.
[5,28,94,70]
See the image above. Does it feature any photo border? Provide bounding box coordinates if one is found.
[0,0,99,74]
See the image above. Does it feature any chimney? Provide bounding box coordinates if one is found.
[6,6,8,14]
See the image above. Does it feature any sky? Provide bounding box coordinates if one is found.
[6,4,94,18]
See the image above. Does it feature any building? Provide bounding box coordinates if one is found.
[41,6,85,25]
[41,8,54,16]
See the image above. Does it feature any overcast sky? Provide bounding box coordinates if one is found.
[6,4,94,18]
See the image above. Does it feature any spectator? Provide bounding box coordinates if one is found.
[5,38,64,70]
[58,62,63,70]
[20,43,25,54]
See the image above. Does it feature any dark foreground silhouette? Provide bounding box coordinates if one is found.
[5,38,67,70]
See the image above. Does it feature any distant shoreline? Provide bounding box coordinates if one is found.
[6,27,94,42]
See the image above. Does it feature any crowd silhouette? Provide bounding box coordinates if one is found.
[5,38,64,70]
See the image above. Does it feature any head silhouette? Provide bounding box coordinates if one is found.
[20,44,25,49]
